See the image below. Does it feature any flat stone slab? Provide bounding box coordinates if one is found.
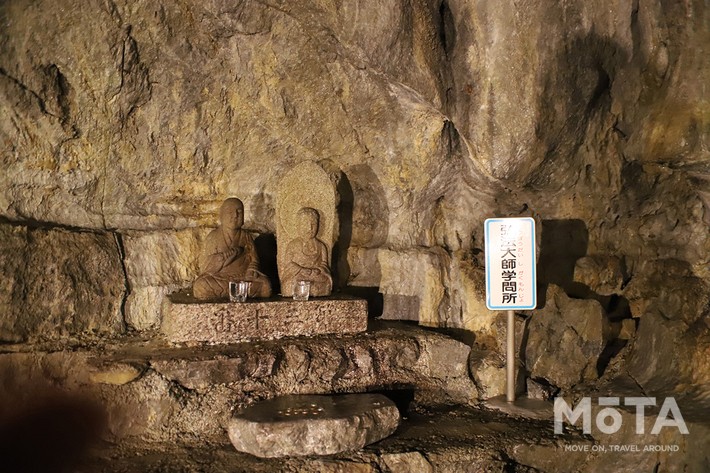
[227,394,400,457]
[161,292,367,344]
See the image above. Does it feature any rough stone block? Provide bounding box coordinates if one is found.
[382,452,434,473]
[456,255,499,336]
[161,292,367,344]
[469,350,527,400]
[525,285,611,389]
[124,285,179,331]
[121,229,205,330]
[122,229,204,287]
[0,224,125,342]
[573,255,624,296]
[526,378,557,401]
[623,259,709,324]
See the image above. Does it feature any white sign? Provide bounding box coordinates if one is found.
[484,217,537,310]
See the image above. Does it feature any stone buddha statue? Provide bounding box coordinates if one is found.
[281,207,333,297]
[192,198,272,300]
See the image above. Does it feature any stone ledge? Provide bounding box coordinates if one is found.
[72,406,598,473]
[161,292,368,344]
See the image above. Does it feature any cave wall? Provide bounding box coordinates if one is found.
[1,0,708,393]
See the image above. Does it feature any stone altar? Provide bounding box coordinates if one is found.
[161,291,367,344]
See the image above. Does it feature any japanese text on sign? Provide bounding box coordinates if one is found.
[484,217,537,310]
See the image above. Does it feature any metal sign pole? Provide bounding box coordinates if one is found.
[506,309,515,402]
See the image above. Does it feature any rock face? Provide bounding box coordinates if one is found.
[382,452,434,473]
[618,259,710,398]
[573,255,625,296]
[227,394,399,457]
[121,228,205,330]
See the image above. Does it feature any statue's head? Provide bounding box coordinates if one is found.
[297,207,319,238]
[220,198,244,231]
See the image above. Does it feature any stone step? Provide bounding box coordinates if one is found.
[227,393,401,458]
[3,322,707,472]
[0,321,475,445]
[55,406,595,473]
[4,398,708,472]
[62,403,710,472]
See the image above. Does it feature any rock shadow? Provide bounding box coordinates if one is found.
[536,218,632,315]
[343,286,384,319]
[333,169,353,291]
[342,164,389,249]
[0,388,106,473]
[254,233,279,295]
[526,32,628,191]
[532,219,634,381]
[380,294,421,323]
[371,388,416,417]
[536,218,589,306]
[336,164,389,318]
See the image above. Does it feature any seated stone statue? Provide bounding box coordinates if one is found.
[282,207,333,297]
[193,198,272,300]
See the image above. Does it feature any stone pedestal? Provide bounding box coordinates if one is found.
[161,292,367,344]
[228,394,400,457]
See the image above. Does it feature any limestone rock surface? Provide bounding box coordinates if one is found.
[122,228,205,330]
[620,259,710,398]
[526,378,557,401]
[227,394,399,457]
[623,259,709,323]
[0,321,474,445]
[381,452,434,473]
